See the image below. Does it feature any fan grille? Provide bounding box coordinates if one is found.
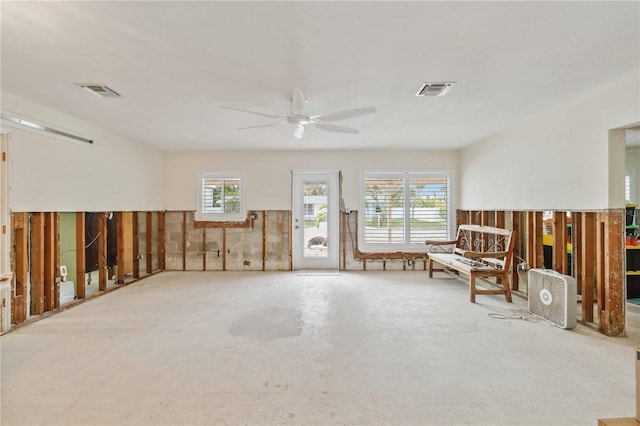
[528,269,576,328]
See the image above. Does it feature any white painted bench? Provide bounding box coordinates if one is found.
[426,225,516,303]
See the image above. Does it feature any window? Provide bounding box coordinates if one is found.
[626,169,634,202]
[304,203,315,220]
[360,171,453,251]
[196,172,245,221]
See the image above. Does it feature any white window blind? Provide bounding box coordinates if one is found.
[196,172,244,221]
[361,172,452,250]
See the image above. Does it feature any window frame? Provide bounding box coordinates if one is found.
[359,170,455,252]
[196,171,245,222]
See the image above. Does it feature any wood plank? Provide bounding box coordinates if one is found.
[75,212,86,299]
[596,213,605,321]
[495,211,505,229]
[553,211,567,274]
[288,211,292,271]
[132,212,140,279]
[31,213,45,315]
[146,212,153,274]
[573,212,583,286]
[96,213,107,291]
[53,213,61,309]
[193,212,253,228]
[222,228,227,271]
[202,226,206,271]
[263,210,268,272]
[581,212,596,322]
[181,212,186,271]
[526,212,535,267]
[601,209,625,336]
[157,212,165,271]
[12,213,28,323]
[43,212,55,312]
[510,211,520,291]
[534,211,544,269]
[117,212,125,284]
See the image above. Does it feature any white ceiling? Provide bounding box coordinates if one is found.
[1,1,638,151]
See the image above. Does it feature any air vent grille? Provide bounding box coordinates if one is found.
[76,84,121,98]
[415,82,454,97]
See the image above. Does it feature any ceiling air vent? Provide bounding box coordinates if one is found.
[415,82,454,97]
[76,84,121,98]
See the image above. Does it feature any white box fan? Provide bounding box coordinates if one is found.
[528,269,577,329]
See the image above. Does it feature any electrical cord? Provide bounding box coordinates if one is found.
[488,311,538,321]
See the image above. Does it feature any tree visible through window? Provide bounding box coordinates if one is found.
[361,172,452,250]
[197,172,244,221]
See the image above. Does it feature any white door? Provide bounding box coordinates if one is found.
[292,171,339,270]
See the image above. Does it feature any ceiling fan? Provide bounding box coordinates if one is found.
[221,88,376,139]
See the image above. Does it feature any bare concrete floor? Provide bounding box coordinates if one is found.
[1,271,637,425]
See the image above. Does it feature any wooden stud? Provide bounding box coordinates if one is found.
[341,212,347,271]
[43,212,55,312]
[202,227,206,271]
[495,211,505,229]
[581,212,596,322]
[534,211,544,269]
[132,212,140,279]
[526,212,535,267]
[182,211,187,271]
[600,209,625,336]
[30,213,45,315]
[53,213,61,309]
[12,213,28,323]
[75,212,86,300]
[553,211,567,274]
[572,212,583,286]
[157,212,165,271]
[510,211,520,291]
[98,212,107,290]
[596,213,605,321]
[222,228,227,272]
[116,213,125,284]
[146,212,153,274]
[288,211,292,271]
[263,210,267,272]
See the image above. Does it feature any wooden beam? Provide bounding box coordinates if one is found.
[31,213,45,315]
[553,211,568,274]
[146,212,153,274]
[117,213,125,284]
[53,213,61,309]
[222,228,227,271]
[132,212,139,279]
[193,212,254,228]
[98,212,107,290]
[581,212,596,322]
[157,212,165,271]
[202,226,206,271]
[572,212,582,285]
[182,212,186,271]
[263,210,267,272]
[288,211,292,271]
[526,212,535,267]
[534,211,544,269]
[480,211,489,227]
[600,209,625,336]
[12,213,28,323]
[75,212,86,300]
[43,212,55,312]
[510,211,520,291]
[495,211,505,229]
[596,213,605,322]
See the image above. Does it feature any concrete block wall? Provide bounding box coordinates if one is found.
[164,211,291,271]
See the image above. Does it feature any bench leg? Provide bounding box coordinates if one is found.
[428,258,434,278]
[502,272,512,303]
[469,274,476,303]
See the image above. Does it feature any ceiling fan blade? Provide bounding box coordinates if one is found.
[311,106,376,122]
[220,105,284,119]
[291,88,307,117]
[313,122,359,134]
[237,120,285,130]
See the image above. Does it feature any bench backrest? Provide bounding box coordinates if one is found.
[454,225,516,269]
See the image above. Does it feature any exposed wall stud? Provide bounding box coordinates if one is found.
[75,212,86,299]
[132,212,140,279]
[553,211,568,274]
[581,212,596,322]
[158,212,165,271]
[146,212,153,274]
[43,212,55,312]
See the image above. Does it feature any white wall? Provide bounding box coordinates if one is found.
[164,150,458,211]
[460,70,639,211]
[1,92,164,212]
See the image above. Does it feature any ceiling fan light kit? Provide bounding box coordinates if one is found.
[221,88,376,139]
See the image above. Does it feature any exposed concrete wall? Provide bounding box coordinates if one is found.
[165,211,184,271]
[265,211,291,271]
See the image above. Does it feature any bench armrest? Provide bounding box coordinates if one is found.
[425,240,458,246]
[461,250,509,259]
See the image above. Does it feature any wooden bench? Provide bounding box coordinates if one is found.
[426,225,516,303]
